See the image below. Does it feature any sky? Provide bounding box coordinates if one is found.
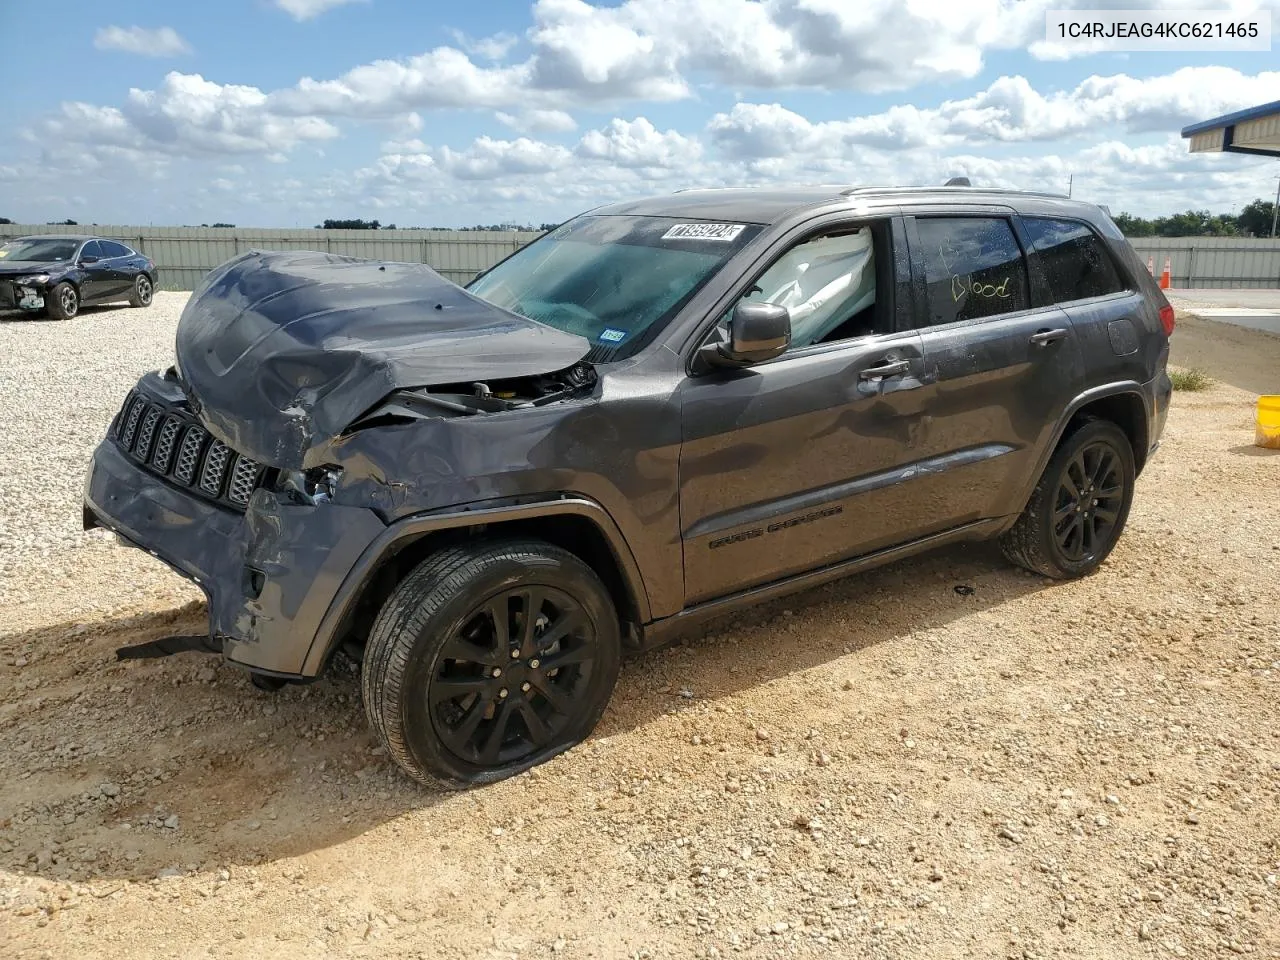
[0,0,1277,228]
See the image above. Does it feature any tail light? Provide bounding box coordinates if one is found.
[1158,304,1175,336]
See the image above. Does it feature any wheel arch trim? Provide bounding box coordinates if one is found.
[1007,380,1151,526]
[299,495,651,676]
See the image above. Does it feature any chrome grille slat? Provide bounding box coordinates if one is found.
[120,397,146,449]
[174,426,206,485]
[227,455,263,506]
[199,441,232,497]
[151,417,182,473]
[113,390,138,439]
[135,407,163,461]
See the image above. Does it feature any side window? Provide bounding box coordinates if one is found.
[716,222,884,350]
[100,240,132,258]
[915,217,1030,326]
[79,241,104,261]
[1022,218,1127,304]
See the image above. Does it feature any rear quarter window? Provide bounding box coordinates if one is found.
[1022,218,1128,304]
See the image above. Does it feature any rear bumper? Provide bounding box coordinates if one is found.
[1145,365,1173,464]
[84,437,385,676]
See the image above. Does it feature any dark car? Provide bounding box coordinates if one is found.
[83,184,1173,789]
[0,234,157,319]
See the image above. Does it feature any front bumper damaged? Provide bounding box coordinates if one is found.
[0,280,46,311]
[84,436,385,677]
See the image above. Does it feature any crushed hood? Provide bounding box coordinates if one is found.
[175,250,591,469]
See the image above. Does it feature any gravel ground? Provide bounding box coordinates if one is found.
[1,298,1278,959]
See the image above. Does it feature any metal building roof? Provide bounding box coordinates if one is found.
[1182,100,1280,157]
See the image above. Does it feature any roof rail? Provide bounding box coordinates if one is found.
[839,185,1070,200]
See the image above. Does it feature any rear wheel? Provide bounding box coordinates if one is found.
[46,282,78,320]
[1001,418,1135,579]
[362,539,621,789]
[128,273,154,307]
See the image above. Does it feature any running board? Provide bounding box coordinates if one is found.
[641,518,1006,648]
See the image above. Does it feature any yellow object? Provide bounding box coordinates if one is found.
[1258,396,1280,449]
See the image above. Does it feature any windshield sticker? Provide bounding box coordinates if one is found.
[598,327,628,343]
[662,223,746,242]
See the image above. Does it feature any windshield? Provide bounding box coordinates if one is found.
[0,239,80,263]
[467,215,761,356]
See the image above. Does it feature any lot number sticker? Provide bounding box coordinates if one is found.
[662,223,745,242]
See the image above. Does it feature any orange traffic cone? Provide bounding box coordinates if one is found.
[1159,257,1171,290]
[1147,256,1154,275]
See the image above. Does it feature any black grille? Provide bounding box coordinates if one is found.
[152,417,182,473]
[111,392,270,511]
[199,441,232,496]
[227,455,263,506]
[174,426,205,485]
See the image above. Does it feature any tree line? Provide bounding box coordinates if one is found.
[1111,198,1275,238]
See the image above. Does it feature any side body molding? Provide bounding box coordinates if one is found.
[300,496,651,676]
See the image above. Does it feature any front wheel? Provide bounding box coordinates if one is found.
[1001,418,1136,579]
[128,273,154,307]
[362,539,621,789]
[46,282,79,320]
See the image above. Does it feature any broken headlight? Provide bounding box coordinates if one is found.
[276,466,342,505]
[16,274,50,286]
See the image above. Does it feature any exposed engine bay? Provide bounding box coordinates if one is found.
[347,361,598,428]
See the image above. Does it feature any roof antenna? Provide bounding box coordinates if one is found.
[945,176,971,187]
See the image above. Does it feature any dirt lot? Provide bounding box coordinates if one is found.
[1,301,1277,959]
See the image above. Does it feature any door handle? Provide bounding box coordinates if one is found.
[859,358,910,380]
[1029,327,1068,346]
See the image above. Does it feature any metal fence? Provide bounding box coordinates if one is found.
[1128,237,1280,289]
[3,223,1278,291]
[0,224,544,291]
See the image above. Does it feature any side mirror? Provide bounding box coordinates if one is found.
[702,301,791,368]
[79,255,99,264]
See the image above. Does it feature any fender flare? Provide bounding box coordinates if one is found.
[299,495,651,676]
[1004,379,1152,525]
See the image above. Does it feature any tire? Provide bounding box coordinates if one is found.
[128,273,154,308]
[46,282,79,320]
[363,539,621,789]
[1001,417,1136,579]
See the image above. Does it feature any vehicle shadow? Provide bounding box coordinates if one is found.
[1227,443,1279,457]
[0,304,134,323]
[0,540,1049,886]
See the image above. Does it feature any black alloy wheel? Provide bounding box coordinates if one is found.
[431,585,599,767]
[1000,417,1136,579]
[1051,440,1124,563]
[363,539,621,789]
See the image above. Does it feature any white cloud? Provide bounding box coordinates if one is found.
[707,67,1280,158]
[93,25,192,57]
[274,0,366,21]
[496,109,578,134]
[40,72,339,158]
[576,117,701,169]
[437,136,572,180]
[450,30,520,60]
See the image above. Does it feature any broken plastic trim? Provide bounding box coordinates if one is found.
[117,635,223,660]
[276,466,343,505]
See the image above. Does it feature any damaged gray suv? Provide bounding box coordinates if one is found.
[84,185,1174,788]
